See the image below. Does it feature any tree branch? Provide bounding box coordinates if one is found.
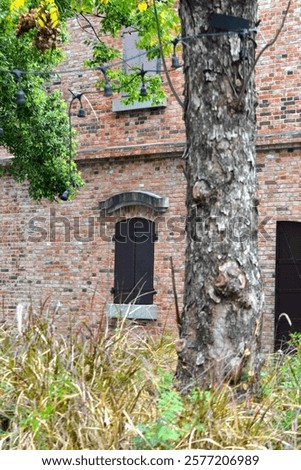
[78,13,103,43]
[238,0,292,103]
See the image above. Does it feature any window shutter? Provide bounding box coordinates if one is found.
[114,218,155,305]
[114,219,135,303]
[123,28,159,75]
[132,218,155,305]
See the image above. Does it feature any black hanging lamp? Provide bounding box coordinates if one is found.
[11,69,26,106]
[16,88,26,106]
[77,104,86,118]
[139,66,148,97]
[99,65,113,97]
[104,81,113,97]
[0,114,6,136]
[171,38,181,69]
[60,188,69,201]
[140,82,147,97]
[76,93,86,117]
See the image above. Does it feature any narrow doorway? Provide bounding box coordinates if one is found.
[275,221,301,349]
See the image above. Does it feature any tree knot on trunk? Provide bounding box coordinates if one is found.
[214,260,246,298]
[175,338,187,353]
[192,179,212,204]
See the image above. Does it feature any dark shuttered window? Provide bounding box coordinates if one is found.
[113,218,156,305]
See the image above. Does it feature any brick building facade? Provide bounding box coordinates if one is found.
[0,0,300,351]
[256,0,301,349]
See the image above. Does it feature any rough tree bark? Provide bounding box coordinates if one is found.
[176,0,263,389]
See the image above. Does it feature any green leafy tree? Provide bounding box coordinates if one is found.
[0,0,83,200]
[0,0,178,199]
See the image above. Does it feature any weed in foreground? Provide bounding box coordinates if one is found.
[0,318,300,450]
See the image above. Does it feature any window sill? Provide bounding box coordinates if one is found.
[106,303,158,320]
[112,98,166,113]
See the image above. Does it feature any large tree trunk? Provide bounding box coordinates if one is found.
[176,0,263,389]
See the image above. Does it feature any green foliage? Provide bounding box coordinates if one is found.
[84,40,121,67]
[76,0,180,103]
[135,373,185,449]
[260,334,301,438]
[0,0,84,200]
[2,86,84,200]
[103,68,166,105]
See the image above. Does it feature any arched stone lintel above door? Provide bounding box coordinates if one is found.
[99,191,169,215]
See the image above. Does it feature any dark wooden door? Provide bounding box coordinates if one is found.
[275,221,301,349]
[113,218,155,305]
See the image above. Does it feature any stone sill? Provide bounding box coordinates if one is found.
[112,98,167,113]
[106,303,158,321]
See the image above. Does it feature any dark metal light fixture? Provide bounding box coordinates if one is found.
[69,91,86,118]
[11,69,27,106]
[16,88,26,106]
[77,104,86,118]
[99,65,113,97]
[171,54,180,69]
[0,114,6,136]
[104,82,113,97]
[209,13,250,32]
[60,178,77,201]
[140,82,147,97]
[171,38,181,69]
[139,66,148,97]
[60,189,69,201]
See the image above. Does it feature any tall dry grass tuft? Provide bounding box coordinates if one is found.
[0,311,300,450]
[0,313,176,449]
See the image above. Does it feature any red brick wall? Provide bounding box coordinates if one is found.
[257,0,301,146]
[256,0,301,350]
[0,155,186,333]
[0,14,186,335]
[257,147,301,351]
[55,16,186,161]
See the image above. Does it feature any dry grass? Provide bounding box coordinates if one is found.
[0,314,300,450]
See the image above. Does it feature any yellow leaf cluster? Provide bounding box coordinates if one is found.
[36,1,59,28]
[160,10,167,23]
[138,1,148,13]
[10,0,25,12]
